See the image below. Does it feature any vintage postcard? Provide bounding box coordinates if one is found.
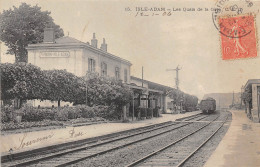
[1,0,260,166]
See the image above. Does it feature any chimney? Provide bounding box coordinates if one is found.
[91,33,98,48]
[43,28,55,43]
[100,38,107,52]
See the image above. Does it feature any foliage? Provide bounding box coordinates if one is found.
[147,108,153,117]
[1,63,47,101]
[167,89,184,105]
[167,89,198,111]
[44,70,83,105]
[1,120,63,131]
[1,105,14,122]
[0,3,64,62]
[0,63,84,106]
[153,107,160,117]
[1,104,114,123]
[167,89,179,104]
[54,108,69,121]
[1,63,132,113]
[138,107,147,117]
[84,72,133,108]
[242,87,252,104]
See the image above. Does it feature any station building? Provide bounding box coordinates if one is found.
[244,79,260,123]
[27,28,132,107]
[27,28,131,82]
[26,28,175,116]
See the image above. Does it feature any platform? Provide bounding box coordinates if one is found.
[0,111,201,156]
[204,110,260,167]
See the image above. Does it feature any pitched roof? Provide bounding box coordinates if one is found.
[27,36,132,65]
[55,36,85,44]
[130,76,174,92]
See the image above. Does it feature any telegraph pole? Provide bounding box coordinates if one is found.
[166,65,181,90]
[142,66,144,87]
[166,65,182,112]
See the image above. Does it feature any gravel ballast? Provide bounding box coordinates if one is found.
[69,113,223,167]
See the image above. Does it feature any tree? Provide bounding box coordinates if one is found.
[0,3,64,63]
[44,70,82,107]
[85,72,133,108]
[1,64,84,108]
[1,64,132,111]
[1,63,48,108]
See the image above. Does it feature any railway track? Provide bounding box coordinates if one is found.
[2,113,210,167]
[126,113,230,167]
[1,114,201,163]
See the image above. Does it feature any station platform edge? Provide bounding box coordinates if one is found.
[0,111,201,156]
[204,110,260,167]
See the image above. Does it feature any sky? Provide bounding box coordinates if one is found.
[1,0,260,99]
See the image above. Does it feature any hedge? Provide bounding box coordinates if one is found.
[1,105,114,123]
[1,63,133,109]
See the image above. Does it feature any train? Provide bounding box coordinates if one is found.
[200,97,216,114]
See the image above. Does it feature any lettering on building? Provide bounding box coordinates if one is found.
[40,51,70,58]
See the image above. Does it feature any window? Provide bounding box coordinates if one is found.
[88,58,95,72]
[101,62,107,76]
[115,67,120,80]
[124,69,128,83]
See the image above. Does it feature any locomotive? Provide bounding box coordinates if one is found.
[200,97,216,114]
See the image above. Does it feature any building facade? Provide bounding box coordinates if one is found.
[26,28,176,115]
[27,28,131,83]
[26,28,131,107]
[244,79,260,123]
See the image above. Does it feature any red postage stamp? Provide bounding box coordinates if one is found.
[219,15,257,60]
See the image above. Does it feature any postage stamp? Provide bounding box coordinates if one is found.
[212,0,259,60]
[219,14,257,60]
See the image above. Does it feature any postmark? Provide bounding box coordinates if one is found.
[212,0,256,37]
[212,0,258,60]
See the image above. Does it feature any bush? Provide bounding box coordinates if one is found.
[1,105,14,122]
[54,107,69,121]
[139,107,147,118]
[134,107,140,118]
[153,107,159,117]
[67,107,82,119]
[1,120,63,131]
[22,105,55,122]
[79,105,96,118]
[95,105,117,120]
[1,104,117,123]
[147,108,153,117]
